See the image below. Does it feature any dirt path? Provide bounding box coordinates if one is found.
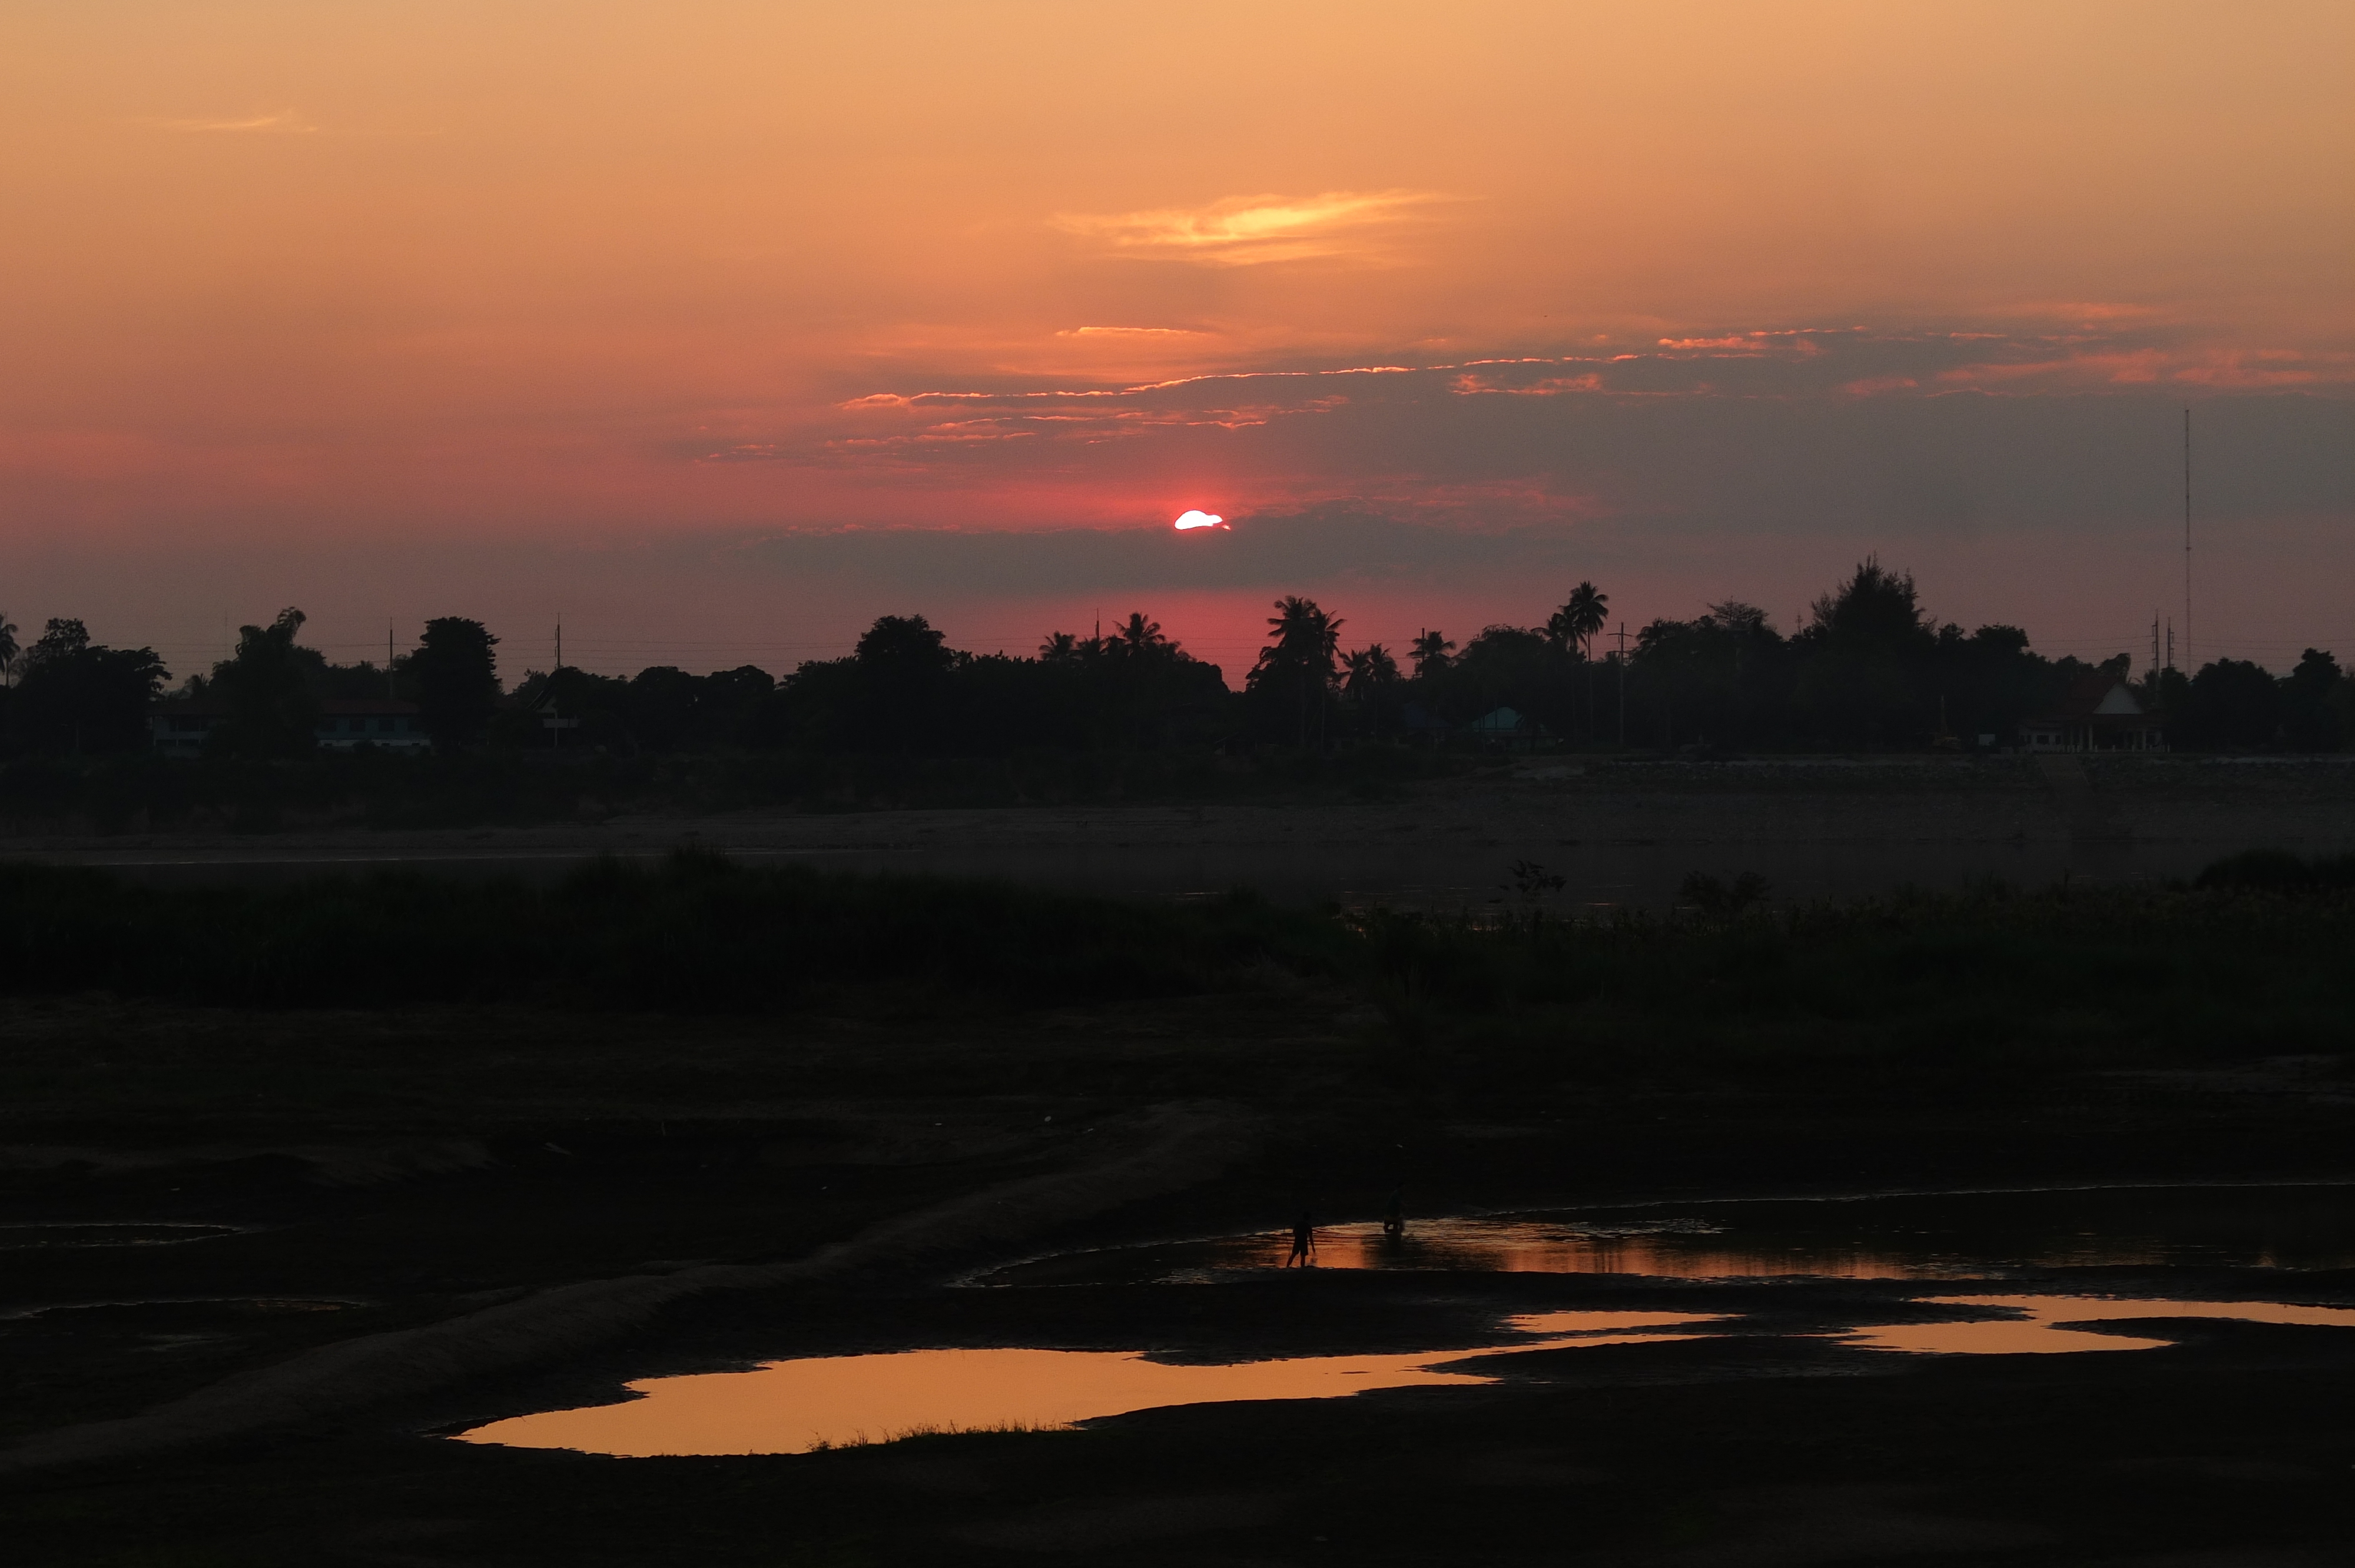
[0,1102,1251,1475]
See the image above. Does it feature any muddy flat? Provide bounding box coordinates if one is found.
[2,842,2351,1564]
[14,755,2354,908]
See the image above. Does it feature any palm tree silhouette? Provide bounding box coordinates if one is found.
[1344,643,1399,699]
[1547,582,1608,742]
[1344,644,1402,739]
[1549,582,1609,660]
[0,610,16,687]
[1409,629,1455,682]
[1115,612,1169,658]
[1265,596,1342,662]
[1253,596,1345,747]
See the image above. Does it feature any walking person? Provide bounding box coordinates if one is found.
[1285,1210,1317,1268]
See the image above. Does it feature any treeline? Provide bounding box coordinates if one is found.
[1,560,2347,762]
[1609,561,2347,753]
[0,609,503,758]
[2,853,2350,1081]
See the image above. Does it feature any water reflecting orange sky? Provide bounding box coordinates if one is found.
[460,1312,1725,1457]
[458,1293,2355,1456]
[990,1187,2355,1286]
[1844,1295,2355,1356]
[1229,1220,1938,1280]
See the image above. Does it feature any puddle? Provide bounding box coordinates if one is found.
[0,1222,240,1249]
[1846,1294,2355,1355]
[459,1184,2355,1459]
[984,1184,2355,1285]
[457,1288,2355,1458]
[457,1311,1728,1457]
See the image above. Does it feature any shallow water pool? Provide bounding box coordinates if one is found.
[981,1182,2355,1285]
[459,1311,1726,1457]
[458,1183,2355,1458]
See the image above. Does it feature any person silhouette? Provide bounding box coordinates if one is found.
[1381,1187,1405,1241]
[1285,1210,1316,1268]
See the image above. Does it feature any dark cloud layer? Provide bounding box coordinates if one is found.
[723,390,2350,593]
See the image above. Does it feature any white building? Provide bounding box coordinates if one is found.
[149,699,433,756]
[2019,676,2167,753]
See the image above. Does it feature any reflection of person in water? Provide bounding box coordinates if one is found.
[1285,1210,1316,1267]
[1382,1187,1405,1241]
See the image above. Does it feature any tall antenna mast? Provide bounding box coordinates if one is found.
[2182,407,2192,670]
[555,617,563,672]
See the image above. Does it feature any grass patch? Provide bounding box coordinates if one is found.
[2,852,2350,1091]
[0,851,1341,1014]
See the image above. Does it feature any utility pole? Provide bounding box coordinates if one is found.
[387,619,396,700]
[1615,623,1627,746]
[555,617,563,672]
[2183,407,2193,672]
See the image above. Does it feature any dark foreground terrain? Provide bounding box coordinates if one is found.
[2,851,2352,1564]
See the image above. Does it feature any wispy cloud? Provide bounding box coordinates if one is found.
[748,323,2354,474]
[151,111,319,135]
[1054,326,1208,340]
[1450,371,1605,397]
[1052,190,1446,265]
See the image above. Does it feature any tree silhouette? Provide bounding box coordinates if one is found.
[1113,612,1170,659]
[209,607,320,757]
[2281,648,2343,752]
[1249,596,1344,747]
[1809,557,1930,649]
[1343,644,1404,739]
[1790,558,1937,745]
[2187,659,2281,750]
[1344,644,1401,698]
[12,619,168,754]
[850,613,958,750]
[1547,582,1609,659]
[405,618,501,752]
[1409,629,1455,682]
[0,610,17,687]
[1547,582,1609,738]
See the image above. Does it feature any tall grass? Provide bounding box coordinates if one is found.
[2,853,2349,1081]
[0,852,1338,1012]
[1345,867,2355,1075]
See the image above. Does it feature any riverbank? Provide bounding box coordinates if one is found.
[2,858,2351,1563]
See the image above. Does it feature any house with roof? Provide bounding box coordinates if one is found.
[316,699,432,752]
[1398,701,1451,741]
[1469,706,1553,751]
[149,698,433,756]
[2019,674,2166,753]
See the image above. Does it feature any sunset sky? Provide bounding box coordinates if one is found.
[3,1,2349,683]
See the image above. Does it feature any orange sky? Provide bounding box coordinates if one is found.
[2,1,2349,678]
